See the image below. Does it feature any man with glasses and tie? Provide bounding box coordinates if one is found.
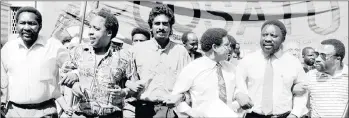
[170,28,239,117]
[234,20,309,118]
[305,39,348,117]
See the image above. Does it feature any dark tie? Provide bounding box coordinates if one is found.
[217,63,227,104]
[262,56,274,114]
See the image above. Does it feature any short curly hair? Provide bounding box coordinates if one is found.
[227,35,237,50]
[261,20,287,41]
[96,9,119,39]
[200,28,228,52]
[131,27,151,40]
[321,39,346,61]
[148,5,175,29]
[16,6,42,26]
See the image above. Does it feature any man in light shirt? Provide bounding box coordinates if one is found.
[234,20,308,118]
[1,6,70,117]
[301,47,316,73]
[306,39,348,117]
[129,5,191,118]
[170,28,239,117]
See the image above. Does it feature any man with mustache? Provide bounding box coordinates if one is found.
[1,6,71,117]
[234,20,309,118]
[181,32,202,60]
[129,4,191,118]
[305,39,348,117]
[61,9,138,118]
[301,47,316,73]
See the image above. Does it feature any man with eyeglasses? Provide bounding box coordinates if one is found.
[305,39,348,117]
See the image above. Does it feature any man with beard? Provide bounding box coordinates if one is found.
[234,20,308,118]
[129,5,191,118]
[1,6,71,117]
[302,47,316,73]
[181,32,202,60]
[305,39,348,117]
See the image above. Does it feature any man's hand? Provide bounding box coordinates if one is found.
[59,72,79,88]
[292,83,308,96]
[163,94,184,108]
[107,87,127,98]
[126,81,144,92]
[286,113,298,118]
[235,93,254,110]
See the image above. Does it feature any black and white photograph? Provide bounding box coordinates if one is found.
[0,1,348,118]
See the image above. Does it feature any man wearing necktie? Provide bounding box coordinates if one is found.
[170,28,239,117]
[235,20,309,118]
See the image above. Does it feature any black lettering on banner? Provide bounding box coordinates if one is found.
[167,2,201,33]
[237,2,266,35]
[133,1,150,29]
[204,2,234,32]
[283,1,292,35]
[307,1,340,35]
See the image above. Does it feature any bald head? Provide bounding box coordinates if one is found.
[182,32,198,53]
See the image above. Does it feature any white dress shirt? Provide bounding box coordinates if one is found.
[235,48,308,117]
[171,56,239,117]
[307,65,348,117]
[1,35,69,104]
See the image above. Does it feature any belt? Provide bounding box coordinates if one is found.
[247,111,291,118]
[9,99,55,109]
[136,100,167,106]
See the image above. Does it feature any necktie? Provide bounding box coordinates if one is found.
[217,63,227,104]
[262,56,274,114]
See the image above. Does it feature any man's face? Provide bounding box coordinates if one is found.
[151,14,171,41]
[260,25,284,55]
[303,48,316,66]
[314,45,337,72]
[184,33,198,53]
[88,16,110,48]
[132,34,148,44]
[213,36,231,61]
[17,12,41,42]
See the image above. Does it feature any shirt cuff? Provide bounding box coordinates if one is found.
[176,101,192,114]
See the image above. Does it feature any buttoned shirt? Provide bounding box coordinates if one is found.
[307,65,348,117]
[235,48,308,117]
[62,44,137,113]
[172,56,238,116]
[131,39,191,101]
[1,35,69,104]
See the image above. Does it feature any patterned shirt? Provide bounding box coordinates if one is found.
[307,65,348,118]
[61,44,137,116]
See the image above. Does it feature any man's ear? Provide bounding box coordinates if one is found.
[212,44,218,52]
[107,30,112,36]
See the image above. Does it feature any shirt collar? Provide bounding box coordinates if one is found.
[150,38,173,52]
[333,64,348,78]
[17,35,46,48]
[201,56,220,68]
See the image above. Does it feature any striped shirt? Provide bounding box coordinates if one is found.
[307,65,348,118]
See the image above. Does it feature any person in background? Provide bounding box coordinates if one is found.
[181,32,202,60]
[131,27,151,45]
[61,9,139,118]
[234,20,308,118]
[129,5,191,118]
[301,47,316,73]
[1,6,72,118]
